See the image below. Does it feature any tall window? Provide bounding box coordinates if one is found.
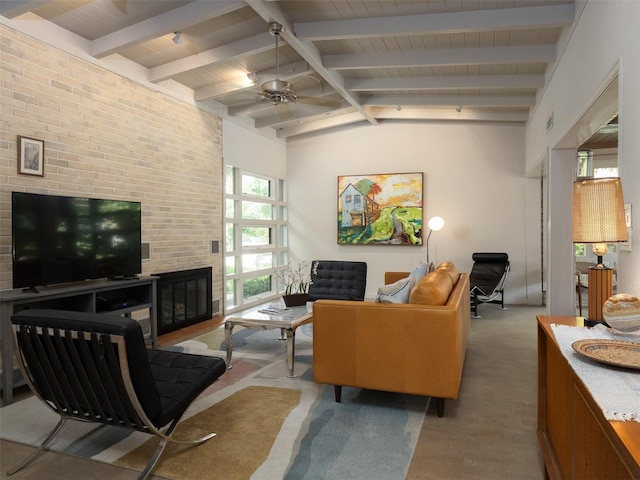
[224,166,287,313]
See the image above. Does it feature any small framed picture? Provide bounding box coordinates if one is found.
[18,136,44,176]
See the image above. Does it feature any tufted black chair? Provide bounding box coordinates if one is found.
[8,309,226,480]
[469,253,510,318]
[307,260,367,302]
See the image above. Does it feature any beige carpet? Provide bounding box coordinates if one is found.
[1,305,545,479]
[406,305,545,479]
[115,386,301,480]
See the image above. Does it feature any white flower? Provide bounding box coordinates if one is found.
[275,261,313,295]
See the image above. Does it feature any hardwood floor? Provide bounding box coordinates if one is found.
[157,315,224,347]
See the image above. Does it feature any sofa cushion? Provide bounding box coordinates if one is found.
[436,261,459,286]
[408,261,429,282]
[409,270,454,305]
[375,276,416,304]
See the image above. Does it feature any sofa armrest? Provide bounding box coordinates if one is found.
[384,272,410,284]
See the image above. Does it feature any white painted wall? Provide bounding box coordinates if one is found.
[287,122,537,303]
[526,0,640,302]
[222,120,287,179]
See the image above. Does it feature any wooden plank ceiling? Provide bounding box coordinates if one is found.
[1,0,582,139]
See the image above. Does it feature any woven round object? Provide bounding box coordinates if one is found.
[603,294,640,333]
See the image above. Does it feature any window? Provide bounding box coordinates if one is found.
[224,166,287,312]
[594,167,619,178]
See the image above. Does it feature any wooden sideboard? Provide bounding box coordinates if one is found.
[537,315,640,479]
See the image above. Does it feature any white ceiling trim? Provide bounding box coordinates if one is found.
[150,32,275,83]
[324,45,557,70]
[91,1,245,58]
[276,110,366,138]
[255,107,342,129]
[295,4,575,41]
[374,108,530,123]
[345,74,545,91]
[363,95,536,107]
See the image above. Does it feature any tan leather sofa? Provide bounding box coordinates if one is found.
[312,264,471,417]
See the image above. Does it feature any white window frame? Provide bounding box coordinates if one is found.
[224,166,288,313]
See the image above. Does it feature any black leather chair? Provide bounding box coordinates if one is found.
[469,253,510,318]
[8,309,226,480]
[307,260,367,302]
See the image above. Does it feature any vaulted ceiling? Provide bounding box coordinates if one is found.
[1,0,576,139]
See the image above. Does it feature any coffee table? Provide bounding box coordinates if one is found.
[224,305,312,377]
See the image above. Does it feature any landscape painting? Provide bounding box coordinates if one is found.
[337,172,423,245]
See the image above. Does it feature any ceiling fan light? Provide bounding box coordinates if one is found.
[260,79,297,104]
[261,79,292,93]
[260,91,297,105]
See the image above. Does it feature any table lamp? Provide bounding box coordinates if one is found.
[572,177,627,324]
[426,216,445,264]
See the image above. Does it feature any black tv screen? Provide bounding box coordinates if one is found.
[12,192,142,289]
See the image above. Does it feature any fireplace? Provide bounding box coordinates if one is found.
[155,267,212,335]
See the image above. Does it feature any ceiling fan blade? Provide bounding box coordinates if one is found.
[297,96,342,109]
[276,104,293,120]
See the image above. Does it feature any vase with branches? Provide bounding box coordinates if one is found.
[276,261,316,306]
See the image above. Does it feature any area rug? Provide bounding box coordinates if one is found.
[0,324,429,479]
[116,386,301,480]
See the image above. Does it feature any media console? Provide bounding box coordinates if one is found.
[0,276,157,406]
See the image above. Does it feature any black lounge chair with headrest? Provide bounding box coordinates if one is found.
[469,253,510,318]
[307,260,367,302]
[7,309,226,480]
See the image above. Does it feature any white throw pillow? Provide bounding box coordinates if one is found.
[375,276,416,304]
[408,260,430,282]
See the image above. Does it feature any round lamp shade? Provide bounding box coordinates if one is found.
[428,216,445,231]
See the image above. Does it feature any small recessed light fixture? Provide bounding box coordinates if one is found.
[396,105,402,111]
[247,72,258,84]
[172,32,182,45]
[455,106,463,113]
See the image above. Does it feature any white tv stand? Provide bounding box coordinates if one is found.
[0,276,157,406]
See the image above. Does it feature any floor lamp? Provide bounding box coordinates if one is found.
[426,216,444,265]
[573,177,627,325]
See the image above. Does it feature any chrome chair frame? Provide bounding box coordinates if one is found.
[8,311,225,479]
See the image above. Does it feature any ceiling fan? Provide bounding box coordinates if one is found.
[256,22,341,113]
[260,22,297,105]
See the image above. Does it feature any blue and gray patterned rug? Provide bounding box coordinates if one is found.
[0,324,429,479]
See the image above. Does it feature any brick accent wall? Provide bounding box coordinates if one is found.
[0,26,223,310]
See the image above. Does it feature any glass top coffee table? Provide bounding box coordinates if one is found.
[224,305,312,377]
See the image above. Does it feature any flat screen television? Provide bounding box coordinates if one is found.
[12,191,142,290]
